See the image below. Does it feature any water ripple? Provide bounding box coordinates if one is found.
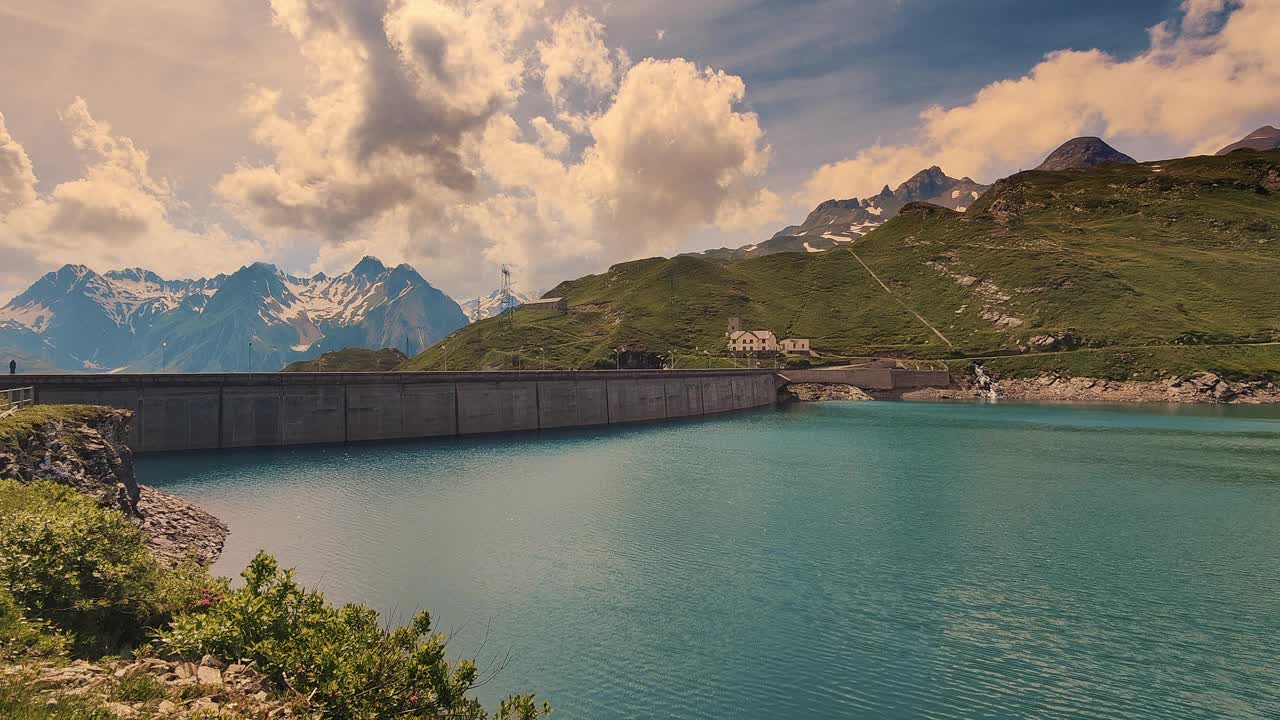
[142,402,1280,720]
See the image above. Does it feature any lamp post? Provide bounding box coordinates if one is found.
[161,340,167,371]
[538,347,545,371]
[441,343,448,372]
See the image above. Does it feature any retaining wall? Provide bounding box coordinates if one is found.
[1,370,780,453]
[779,368,951,390]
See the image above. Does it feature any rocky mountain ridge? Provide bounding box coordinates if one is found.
[0,257,467,372]
[1034,136,1137,171]
[691,166,990,260]
[1217,125,1280,155]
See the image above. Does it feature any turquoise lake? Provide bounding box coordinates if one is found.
[139,401,1280,719]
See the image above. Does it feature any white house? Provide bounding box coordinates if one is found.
[725,318,810,356]
[727,329,779,355]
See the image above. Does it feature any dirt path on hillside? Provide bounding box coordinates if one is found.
[846,249,954,348]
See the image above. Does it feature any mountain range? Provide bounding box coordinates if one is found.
[692,136,1144,262]
[6,127,1274,376]
[405,145,1280,381]
[691,167,991,261]
[0,257,466,372]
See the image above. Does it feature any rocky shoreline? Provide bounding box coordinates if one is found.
[900,371,1280,404]
[0,406,227,566]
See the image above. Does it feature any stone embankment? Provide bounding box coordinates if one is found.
[2,654,299,719]
[910,369,1280,404]
[0,406,226,565]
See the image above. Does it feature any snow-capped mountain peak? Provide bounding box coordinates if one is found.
[0,257,467,371]
[460,288,538,323]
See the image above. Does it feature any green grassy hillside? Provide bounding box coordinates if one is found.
[281,347,408,372]
[404,150,1280,377]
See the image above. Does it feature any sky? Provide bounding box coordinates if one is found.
[0,0,1277,302]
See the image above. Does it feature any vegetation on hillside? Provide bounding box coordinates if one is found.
[282,347,409,372]
[404,150,1280,378]
[0,479,548,719]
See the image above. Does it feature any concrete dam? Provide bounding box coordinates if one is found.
[3,370,783,453]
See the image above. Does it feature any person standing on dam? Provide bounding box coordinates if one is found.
[8,359,14,375]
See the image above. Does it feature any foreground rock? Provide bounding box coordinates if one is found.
[2,654,304,719]
[0,405,227,565]
[787,383,874,402]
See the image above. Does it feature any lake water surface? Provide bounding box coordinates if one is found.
[140,401,1280,719]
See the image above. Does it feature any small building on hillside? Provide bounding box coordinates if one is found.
[725,318,810,356]
[521,297,568,314]
[781,338,811,354]
[727,329,779,355]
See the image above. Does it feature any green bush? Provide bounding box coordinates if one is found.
[0,588,67,662]
[0,479,164,655]
[162,552,549,720]
[0,479,226,658]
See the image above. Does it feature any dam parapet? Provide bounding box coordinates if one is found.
[1,370,780,453]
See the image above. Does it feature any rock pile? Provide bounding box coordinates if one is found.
[135,486,228,567]
[786,383,874,402]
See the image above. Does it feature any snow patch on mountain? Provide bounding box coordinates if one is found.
[460,288,538,323]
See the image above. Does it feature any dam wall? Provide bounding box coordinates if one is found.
[1,370,780,453]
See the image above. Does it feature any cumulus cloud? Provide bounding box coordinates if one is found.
[472,58,779,275]
[0,113,39,215]
[216,0,779,293]
[0,99,262,299]
[537,8,623,109]
[529,116,570,156]
[801,0,1280,204]
[215,0,541,245]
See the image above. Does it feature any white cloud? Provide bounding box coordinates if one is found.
[0,99,262,299]
[0,111,38,214]
[212,1,779,294]
[530,116,570,156]
[215,0,542,246]
[801,0,1280,204]
[537,7,622,109]
[472,57,780,282]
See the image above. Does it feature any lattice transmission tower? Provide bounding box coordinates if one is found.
[500,264,516,321]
